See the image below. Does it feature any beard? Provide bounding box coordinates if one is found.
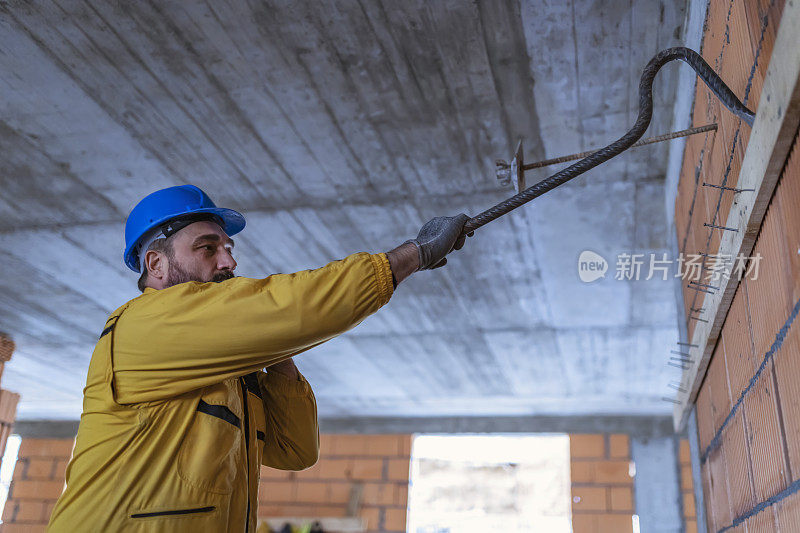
[165,261,235,288]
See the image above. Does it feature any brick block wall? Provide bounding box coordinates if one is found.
[570,434,634,533]
[679,438,698,533]
[0,434,410,532]
[2,438,73,532]
[673,1,800,531]
[259,434,411,532]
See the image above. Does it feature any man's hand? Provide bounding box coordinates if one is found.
[408,214,472,270]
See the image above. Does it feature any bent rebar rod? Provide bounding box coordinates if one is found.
[463,47,754,235]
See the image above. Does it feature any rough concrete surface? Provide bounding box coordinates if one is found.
[0,0,685,421]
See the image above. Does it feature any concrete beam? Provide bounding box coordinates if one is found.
[15,416,678,439]
[319,415,677,437]
[13,420,79,439]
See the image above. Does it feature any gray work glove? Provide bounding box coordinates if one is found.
[407,214,472,270]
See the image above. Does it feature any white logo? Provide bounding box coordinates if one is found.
[578,250,608,282]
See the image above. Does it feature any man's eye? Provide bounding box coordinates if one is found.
[204,245,215,252]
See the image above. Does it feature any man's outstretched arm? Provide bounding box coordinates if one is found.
[112,214,471,403]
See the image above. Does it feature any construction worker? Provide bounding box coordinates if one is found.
[47,184,470,532]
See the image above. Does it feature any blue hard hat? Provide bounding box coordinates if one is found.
[123,184,246,273]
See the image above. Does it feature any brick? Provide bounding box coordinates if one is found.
[570,434,605,459]
[384,507,407,531]
[594,460,631,484]
[609,486,633,512]
[608,435,629,459]
[362,435,401,457]
[259,466,292,480]
[701,463,715,531]
[386,458,409,481]
[318,434,336,457]
[398,435,412,457]
[707,342,732,431]
[596,513,633,532]
[361,482,394,506]
[258,480,296,503]
[681,465,694,491]
[683,492,696,519]
[17,439,73,459]
[257,503,345,518]
[745,209,794,359]
[679,439,691,464]
[722,408,755,517]
[571,461,594,483]
[707,447,732,529]
[2,500,17,522]
[52,459,69,480]
[10,480,64,500]
[571,513,595,533]
[775,137,800,305]
[571,487,606,512]
[330,434,401,457]
[318,458,352,479]
[24,458,55,480]
[745,504,778,531]
[721,287,757,407]
[394,483,408,506]
[744,367,789,501]
[349,459,383,480]
[327,482,352,504]
[13,500,46,523]
[696,385,715,451]
[775,486,800,531]
[330,434,368,456]
[43,501,55,523]
[773,315,800,474]
[294,481,328,504]
[359,507,381,530]
[2,525,48,533]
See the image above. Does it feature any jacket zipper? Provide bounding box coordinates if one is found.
[239,378,251,533]
[131,506,215,518]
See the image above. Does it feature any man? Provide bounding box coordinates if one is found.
[47,184,470,532]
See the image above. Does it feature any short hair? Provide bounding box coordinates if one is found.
[137,237,174,292]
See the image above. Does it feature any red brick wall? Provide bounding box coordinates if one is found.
[569,434,634,533]
[259,434,411,532]
[2,438,73,532]
[0,434,410,532]
[678,438,698,533]
[673,1,800,531]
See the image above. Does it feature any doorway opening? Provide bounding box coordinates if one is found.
[407,434,571,532]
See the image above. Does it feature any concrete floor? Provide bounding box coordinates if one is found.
[0,0,687,420]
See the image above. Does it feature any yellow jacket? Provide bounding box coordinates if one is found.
[47,252,394,532]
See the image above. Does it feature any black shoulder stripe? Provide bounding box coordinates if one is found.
[242,372,262,399]
[196,400,240,428]
[256,430,265,441]
[99,323,115,339]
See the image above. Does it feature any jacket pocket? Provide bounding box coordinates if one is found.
[177,396,242,494]
[130,506,215,519]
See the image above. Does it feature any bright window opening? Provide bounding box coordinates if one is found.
[0,435,22,524]
[407,434,571,532]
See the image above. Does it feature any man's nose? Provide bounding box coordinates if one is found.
[218,250,237,271]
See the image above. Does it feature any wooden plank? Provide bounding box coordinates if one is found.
[673,0,800,431]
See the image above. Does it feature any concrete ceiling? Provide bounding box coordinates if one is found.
[0,0,687,421]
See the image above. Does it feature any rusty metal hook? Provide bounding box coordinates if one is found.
[464,47,754,235]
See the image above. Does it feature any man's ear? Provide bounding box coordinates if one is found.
[144,249,167,282]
